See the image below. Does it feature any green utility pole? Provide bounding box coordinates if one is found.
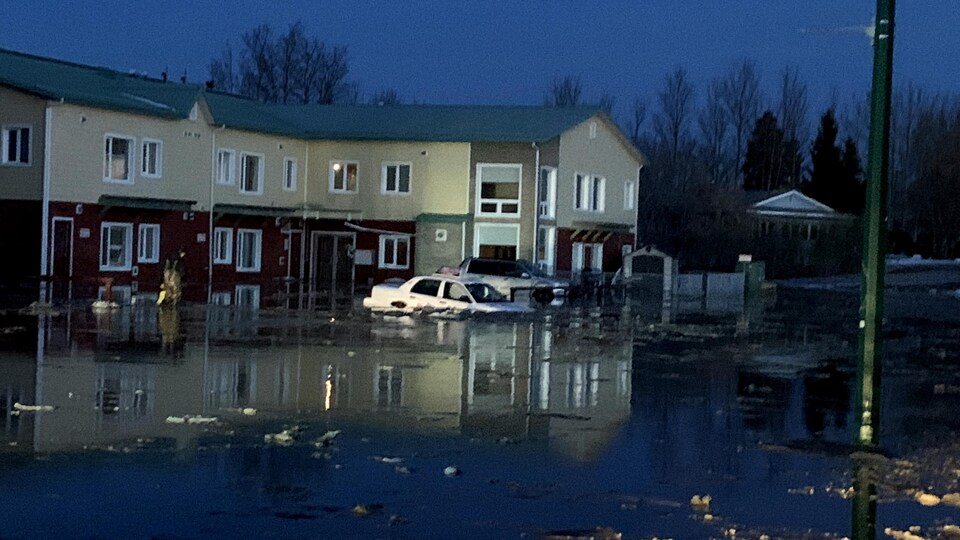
[856,0,896,449]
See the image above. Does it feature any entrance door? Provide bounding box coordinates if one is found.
[311,232,355,310]
[50,218,73,301]
[283,229,303,309]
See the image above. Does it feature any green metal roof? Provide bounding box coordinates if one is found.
[0,48,201,119]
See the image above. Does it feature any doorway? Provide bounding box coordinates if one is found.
[50,217,73,301]
[310,232,355,310]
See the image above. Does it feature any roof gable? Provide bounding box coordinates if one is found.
[751,189,838,214]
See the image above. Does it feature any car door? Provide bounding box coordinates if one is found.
[438,281,473,312]
[407,278,443,310]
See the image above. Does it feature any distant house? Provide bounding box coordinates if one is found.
[747,189,859,277]
[0,48,644,306]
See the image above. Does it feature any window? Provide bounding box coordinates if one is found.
[624,180,636,210]
[379,235,410,269]
[236,229,262,272]
[213,227,233,264]
[1,125,30,165]
[572,242,604,273]
[443,282,471,302]
[575,173,605,212]
[536,226,556,275]
[410,279,441,297]
[474,223,519,260]
[283,158,297,191]
[104,135,134,183]
[217,149,236,185]
[538,167,556,218]
[477,163,521,216]
[330,160,358,193]
[100,222,133,271]
[137,224,160,263]
[140,139,162,178]
[240,153,264,194]
[382,162,411,194]
[235,285,261,308]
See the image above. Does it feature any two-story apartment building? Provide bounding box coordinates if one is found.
[0,48,643,307]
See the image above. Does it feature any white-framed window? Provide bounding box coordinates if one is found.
[381,162,411,194]
[538,167,556,218]
[235,285,261,308]
[137,224,160,263]
[216,149,236,185]
[283,157,297,191]
[329,160,359,193]
[1,125,31,165]
[571,242,604,273]
[100,222,133,271]
[211,291,232,305]
[104,134,135,183]
[213,227,233,264]
[477,163,521,216]
[240,152,264,194]
[624,180,636,210]
[474,223,520,260]
[236,229,262,272]
[536,226,556,275]
[140,139,162,178]
[575,173,605,212]
[379,235,410,269]
[591,242,604,271]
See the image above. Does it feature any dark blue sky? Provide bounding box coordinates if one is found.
[2,1,956,128]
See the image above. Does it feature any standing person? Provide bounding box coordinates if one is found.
[158,247,187,305]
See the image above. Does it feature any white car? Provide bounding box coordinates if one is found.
[363,275,533,315]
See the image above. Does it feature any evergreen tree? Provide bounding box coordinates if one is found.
[839,137,865,214]
[741,111,801,191]
[801,110,864,213]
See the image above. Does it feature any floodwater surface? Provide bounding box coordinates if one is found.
[2,283,960,539]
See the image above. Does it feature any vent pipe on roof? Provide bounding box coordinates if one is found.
[162,67,168,83]
[181,70,187,84]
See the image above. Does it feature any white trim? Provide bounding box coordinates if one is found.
[239,152,265,195]
[378,234,411,269]
[475,162,522,217]
[137,223,160,263]
[39,107,52,282]
[99,222,133,271]
[536,225,556,275]
[213,227,233,264]
[103,133,135,184]
[236,228,262,272]
[751,189,837,213]
[235,284,261,308]
[329,159,359,194]
[381,161,412,195]
[216,148,237,185]
[574,172,605,212]
[139,138,163,178]
[1,124,33,166]
[538,166,557,219]
[283,157,298,192]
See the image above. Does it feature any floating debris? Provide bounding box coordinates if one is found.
[444,466,461,477]
[13,402,56,413]
[352,503,383,517]
[313,430,341,447]
[373,456,403,464]
[165,415,218,425]
[942,493,960,507]
[540,526,622,540]
[914,491,941,506]
[884,528,924,540]
[264,426,302,446]
[690,494,712,511]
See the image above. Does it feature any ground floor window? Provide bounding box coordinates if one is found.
[236,229,262,272]
[100,222,133,271]
[235,285,261,308]
[536,226,556,275]
[379,234,410,269]
[137,224,160,263]
[475,223,519,260]
[213,227,233,264]
[572,242,604,273]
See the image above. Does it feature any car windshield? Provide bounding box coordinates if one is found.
[465,282,508,303]
[516,260,546,277]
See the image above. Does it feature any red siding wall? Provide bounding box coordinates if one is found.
[555,228,635,273]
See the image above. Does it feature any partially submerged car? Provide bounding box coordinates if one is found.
[362,275,533,315]
[441,258,570,303]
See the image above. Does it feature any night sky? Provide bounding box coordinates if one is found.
[1,1,956,126]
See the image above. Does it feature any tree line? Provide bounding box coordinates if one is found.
[209,23,960,261]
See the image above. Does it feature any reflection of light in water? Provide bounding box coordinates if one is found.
[538,361,550,410]
[324,378,332,411]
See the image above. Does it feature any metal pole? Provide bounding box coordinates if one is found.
[856,0,895,448]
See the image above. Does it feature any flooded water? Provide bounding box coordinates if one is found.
[3,283,960,539]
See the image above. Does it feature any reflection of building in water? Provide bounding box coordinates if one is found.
[11,313,633,462]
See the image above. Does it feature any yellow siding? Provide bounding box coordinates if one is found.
[212,130,309,209]
[0,87,45,200]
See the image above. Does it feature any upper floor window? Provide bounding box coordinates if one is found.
[216,149,236,185]
[538,167,556,218]
[624,180,636,211]
[137,224,160,263]
[379,235,410,269]
[1,125,30,165]
[100,222,133,271]
[382,162,411,194]
[140,139,162,178]
[283,158,298,191]
[330,160,358,193]
[575,173,605,212]
[104,135,134,183]
[477,163,521,216]
[240,152,264,194]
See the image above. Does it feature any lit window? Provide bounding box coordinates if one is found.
[104,135,134,183]
[213,228,233,264]
[1,125,30,165]
[137,224,160,263]
[100,222,133,271]
[236,229,262,272]
[283,158,297,191]
[379,235,410,269]
[140,139,162,178]
[330,160,359,193]
[477,163,521,216]
[240,153,264,194]
[382,162,411,194]
[217,149,236,185]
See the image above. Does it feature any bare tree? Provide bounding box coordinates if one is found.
[777,66,808,187]
[654,67,695,185]
[238,24,276,102]
[208,45,239,94]
[546,75,583,107]
[595,94,616,116]
[698,79,729,185]
[720,60,763,187]
[314,44,350,104]
[627,97,647,143]
[370,88,402,105]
